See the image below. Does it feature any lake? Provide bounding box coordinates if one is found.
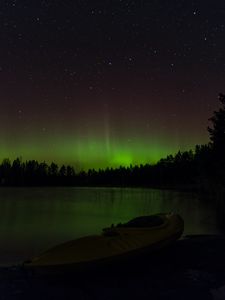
[0,187,220,265]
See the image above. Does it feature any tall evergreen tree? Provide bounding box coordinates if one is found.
[207,93,225,184]
[208,93,225,155]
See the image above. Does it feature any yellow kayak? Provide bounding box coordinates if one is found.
[24,213,183,273]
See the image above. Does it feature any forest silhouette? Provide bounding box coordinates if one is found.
[1,94,225,190]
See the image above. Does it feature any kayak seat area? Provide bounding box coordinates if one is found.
[102,215,165,236]
[116,215,164,228]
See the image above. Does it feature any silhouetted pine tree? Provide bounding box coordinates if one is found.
[208,93,225,155]
[207,93,225,185]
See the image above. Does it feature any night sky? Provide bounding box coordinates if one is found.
[1,1,225,170]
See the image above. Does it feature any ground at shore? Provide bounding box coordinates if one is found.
[1,235,225,300]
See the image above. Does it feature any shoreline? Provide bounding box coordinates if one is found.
[1,235,225,299]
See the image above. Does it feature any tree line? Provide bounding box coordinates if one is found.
[0,145,212,189]
[0,93,224,189]
[0,159,76,186]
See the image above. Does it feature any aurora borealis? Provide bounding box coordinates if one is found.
[1,1,225,170]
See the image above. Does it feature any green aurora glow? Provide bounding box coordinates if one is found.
[0,130,208,170]
[0,1,222,172]
[0,96,210,170]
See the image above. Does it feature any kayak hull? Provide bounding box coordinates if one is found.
[24,213,184,275]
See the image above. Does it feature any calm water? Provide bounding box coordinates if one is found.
[0,187,220,265]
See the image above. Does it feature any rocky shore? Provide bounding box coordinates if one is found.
[1,235,225,299]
